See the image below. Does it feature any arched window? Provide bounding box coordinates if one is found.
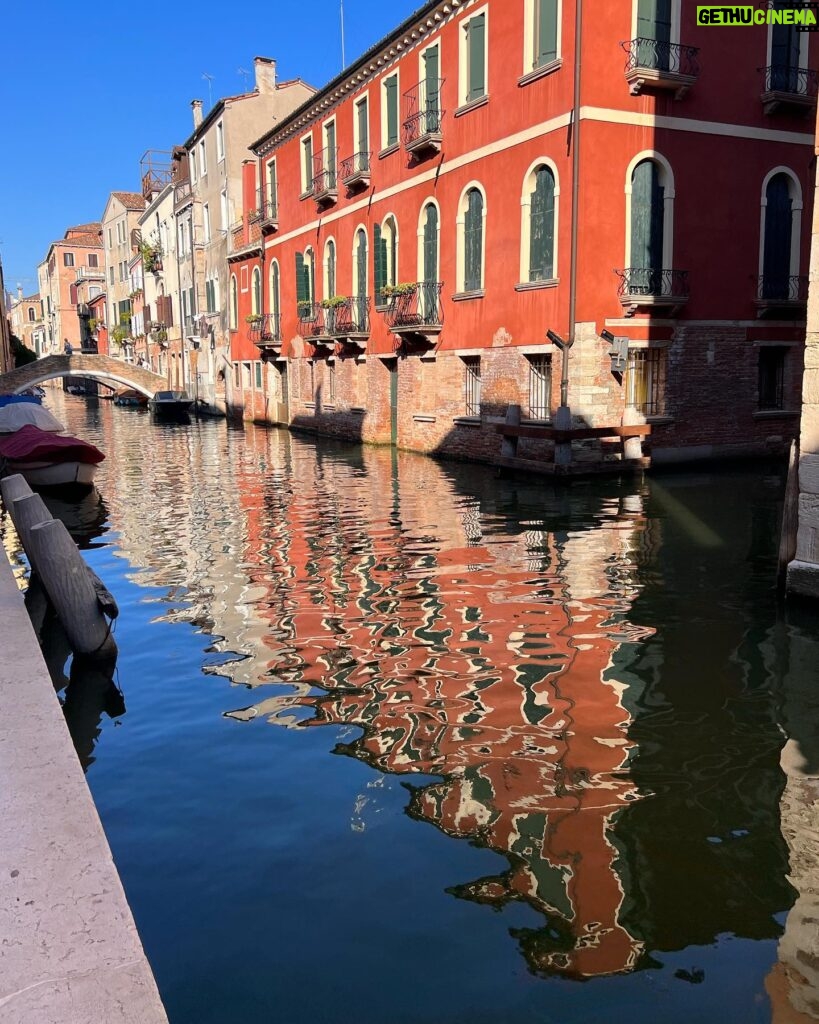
[760,170,802,299]
[229,274,238,329]
[27,306,35,322]
[374,215,398,307]
[324,239,336,299]
[269,260,280,320]
[354,228,368,298]
[420,202,439,285]
[296,249,316,316]
[456,185,485,293]
[625,155,674,295]
[251,267,261,315]
[769,1,807,91]
[522,164,557,283]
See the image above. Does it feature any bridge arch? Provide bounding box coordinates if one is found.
[0,355,167,399]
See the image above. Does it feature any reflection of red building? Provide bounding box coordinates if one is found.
[226,436,654,976]
[227,0,813,470]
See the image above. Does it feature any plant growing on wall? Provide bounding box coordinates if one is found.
[139,240,163,273]
[297,299,314,316]
[88,318,98,334]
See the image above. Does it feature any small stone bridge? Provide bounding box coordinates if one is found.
[0,354,166,398]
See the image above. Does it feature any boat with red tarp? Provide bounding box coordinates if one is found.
[0,425,105,490]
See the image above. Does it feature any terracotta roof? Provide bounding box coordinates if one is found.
[111,192,145,211]
[66,222,101,234]
[52,233,102,249]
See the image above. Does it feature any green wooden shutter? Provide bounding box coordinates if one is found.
[424,46,440,131]
[535,0,558,69]
[325,122,336,185]
[358,99,369,155]
[272,263,280,317]
[386,77,398,147]
[464,189,483,291]
[374,224,387,305]
[327,241,336,297]
[356,231,367,297]
[303,137,313,190]
[296,252,307,307]
[529,167,555,282]
[630,160,664,293]
[423,205,438,284]
[467,15,486,101]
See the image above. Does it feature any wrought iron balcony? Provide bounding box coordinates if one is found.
[383,282,444,340]
[256,189,279,231]
[249,313,282,347]
[340,151,371,190]
[76,266,105,281]
[327,296,370,350]
[615,268,689,316]
[402,79,445,157]
[622,38,700,98]
[312,149,339,206]
[298,302,330,343]
[755,274,808,316]
[758,65,819,113]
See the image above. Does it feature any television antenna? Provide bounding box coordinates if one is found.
[340,0,346,69]
[237,66,250,91]
[202,73,214,109]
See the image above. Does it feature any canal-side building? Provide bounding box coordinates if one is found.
[101,192,146,363]
[176,59,316,410]
[38,224,104,353]
[7,288,46,356]
[229,0,815,468]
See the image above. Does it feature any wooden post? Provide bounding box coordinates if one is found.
[11,492,52,554]
[26,519,117,659]
[0,474,34,532]
[622,406,646,462]
[553,405,573,468]
[779,440,800,591]
[501,405,521,459]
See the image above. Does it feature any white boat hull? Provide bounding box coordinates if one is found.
[8,460,98,489]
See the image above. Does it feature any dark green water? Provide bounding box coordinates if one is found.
[12,390,819,1024]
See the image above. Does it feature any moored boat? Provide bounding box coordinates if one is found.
[114,388,148,408]
[0,425,105,492]
[0,403,64,434]
[149,390,193,421]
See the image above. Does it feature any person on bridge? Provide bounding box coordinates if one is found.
[63,339,73,356]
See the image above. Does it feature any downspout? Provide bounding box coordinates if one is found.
[564,0,583,409]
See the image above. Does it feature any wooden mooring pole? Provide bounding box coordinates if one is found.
[778,439,800,592]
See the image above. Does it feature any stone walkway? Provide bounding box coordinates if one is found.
[0,550,168,1024]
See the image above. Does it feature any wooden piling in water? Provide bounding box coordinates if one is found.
[0,473,33,531]
[779,439,800,591]
[11,492,52,553]
[26,519,117,659]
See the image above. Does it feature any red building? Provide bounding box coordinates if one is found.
[229,0,816,468]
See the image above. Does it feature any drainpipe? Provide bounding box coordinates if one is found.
[565,0,583,406]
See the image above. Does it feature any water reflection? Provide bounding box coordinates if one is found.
[34,390,813,1010]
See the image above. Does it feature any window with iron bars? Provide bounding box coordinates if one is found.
[463,356,482,417]
[527,354,551,420]
[328,361,336,404]
[758,347,786,411]
[625,348,666,416]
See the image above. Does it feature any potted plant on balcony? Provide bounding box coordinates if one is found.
[297,299,315,319]
[245,313,263,324]
[139,240,163,273]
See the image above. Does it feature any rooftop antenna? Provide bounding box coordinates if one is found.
[340,0,346,69]
[202,72,214,109]
[237,66,250,91]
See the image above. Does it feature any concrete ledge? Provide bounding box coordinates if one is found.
[787,559,819,599]
[0,552,168,1024]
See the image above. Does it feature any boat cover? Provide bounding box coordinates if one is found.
[0,395,40,408]
[0,403,64,433]
[0,425,105,465]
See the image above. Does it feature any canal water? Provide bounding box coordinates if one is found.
[5,388,819,1024]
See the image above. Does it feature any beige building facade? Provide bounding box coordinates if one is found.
[138,179,183,381]
[8,288,45,355]
[101,192,146,358]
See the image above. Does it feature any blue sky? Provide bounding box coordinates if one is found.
[1,0,421,296]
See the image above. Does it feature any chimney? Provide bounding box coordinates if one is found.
[191,99,203,128]
[254,56,277,95]
[17,285,23,300]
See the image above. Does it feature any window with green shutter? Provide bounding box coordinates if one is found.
[630,160,664,293]
[374,224,387,306]
[302,136,313,193]
[533,0,558,69]
[384,75,398,148]
[270,262,280,317]
[467,14,486,102]
[529,166,555,282]
[464,188,483,292]
[296,252,308,313]
[326,240,336,298]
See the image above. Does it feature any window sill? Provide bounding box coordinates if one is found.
[453,416,481,427]
[304,402,317,410]
[646,415,674,425]
[379,143,400,160]
[413,414,437,423]
[452,290,485,302]
[753,409,800,419]
[455,95,489,118]
[521,418,553,426]
[299,190,314,201]
[515,279,559,292]
[350,406,366,414]
[518,58,563,88]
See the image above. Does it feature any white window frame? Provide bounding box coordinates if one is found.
[353,93,370,156]
[458,7,489,108]
[203,203,211,243]
[323,237,337,299]
[300,133,314,195]
[381,213,399,292]
[240,265,249,293]
[229,274,238,329]
[190,149,197,184]
[216,120,225,162]
[623,150,676,270]
[220,189,228,232]
[199,139,207,177]
[522,0,563,76]
[519,158,560,284]
[265,159,278,208]
[455,181,488,293]
[758,166,803,280]
[251,267,261,315]
[352,225,368,298]
[416,199,441,283]
[630,0,681,44]
[380,70,400,151]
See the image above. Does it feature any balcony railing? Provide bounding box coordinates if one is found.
[402,79,445,157]
[249,313,282,346]
[622,38,700,97]
[256,189,279,230]
[340,151,371,190]
[76,266,105,280]
[229,218,244,252]
[184,315,206,338]
[312,149,339,205]
[616,268,689,314]
[327,296,371,342]
[758,65,819,113]
[298,302,328,340]
[755,274,808,313]
[383,282,444,333]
